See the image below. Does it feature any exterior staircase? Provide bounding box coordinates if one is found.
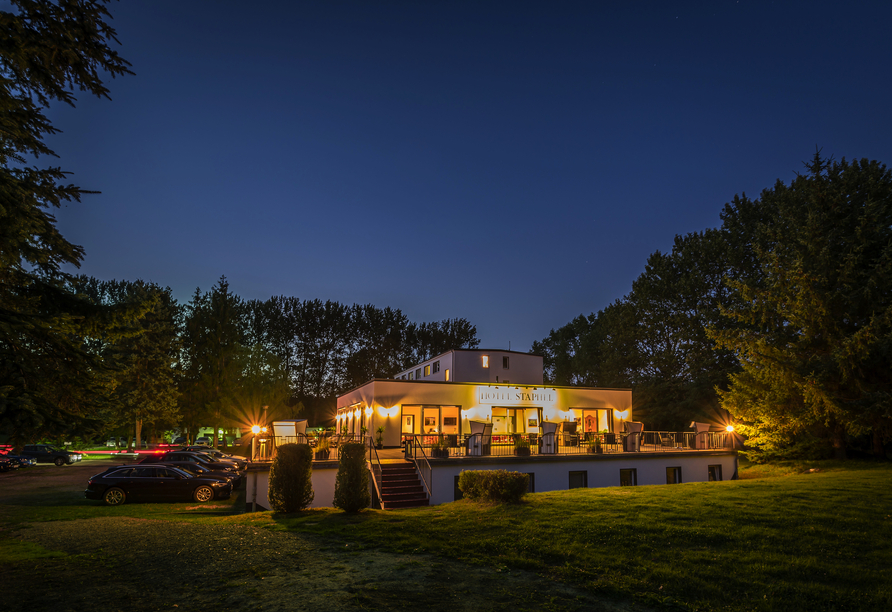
[378,462,429,509]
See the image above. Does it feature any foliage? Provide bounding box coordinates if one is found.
[513,436,530,449]
[0,0,131,441]
[268,443,314,512]
[374,426,384,445]
[711,154,892,459]
[73,277,181,447]
[332,442,369,512]
[457,469,529,503]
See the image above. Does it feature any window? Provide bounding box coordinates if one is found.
[445,368,450,381]
[424,365,431,377]
[708,465,723,481]
[569,471,587,489]
[620,468,637,486]
[482,355,489,368]
[408,371,414,381]
[416,368,422,379]
[433,361,440,373]
[666,467,682,484]
[443,417,457,426]
[503,356,510,369]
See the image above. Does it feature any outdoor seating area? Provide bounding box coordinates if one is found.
[400,425,732,460]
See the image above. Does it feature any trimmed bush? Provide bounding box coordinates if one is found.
[458,469,529,503]
[333,442,371,512]
[268,443,314,512]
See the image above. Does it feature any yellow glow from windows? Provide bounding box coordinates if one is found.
[445,369,450,381]
[482,355,489,368]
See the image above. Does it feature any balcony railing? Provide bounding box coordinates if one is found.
[399,430,732,459]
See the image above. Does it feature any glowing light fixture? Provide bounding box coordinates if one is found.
[614,409,629,420]
[726,425,735,433]
[482,355,489,368]
[364,406,373,417]
[354,408,361,418]
[251,425,261,434]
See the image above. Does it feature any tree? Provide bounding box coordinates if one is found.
[180,277,248,446]
[711,154,892,459]
[0,1,131,440]
[73,277,181,448]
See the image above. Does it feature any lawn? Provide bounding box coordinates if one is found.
[1,459,890,611]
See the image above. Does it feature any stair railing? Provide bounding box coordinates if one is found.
[410,436,432,500]
[367,436,384,509]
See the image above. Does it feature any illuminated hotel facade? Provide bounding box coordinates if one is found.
[336,349,632,444]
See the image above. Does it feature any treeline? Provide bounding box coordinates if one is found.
[534,154,892,461]
[42,277,479,445]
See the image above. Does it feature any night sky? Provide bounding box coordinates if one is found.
[49,0,892,351]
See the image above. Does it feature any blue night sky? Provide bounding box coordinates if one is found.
[50,0,892,351]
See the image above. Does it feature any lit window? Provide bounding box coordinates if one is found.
[433,361,440,373]
[445,369,450,381]
[708,465,722,481]
[424,365,431,377]
[503,356,509,369]
[408,371,414,381]
[482,355,489,368]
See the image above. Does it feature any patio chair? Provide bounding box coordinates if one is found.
[560,421,579,447]
[691,422,711,449]
[540,421,559,454]
[467,421,489,456]
[622,421,644,452]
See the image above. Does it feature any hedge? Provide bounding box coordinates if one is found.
[458,469,529,503]
[333,442,370,512]
[268,443,314,512]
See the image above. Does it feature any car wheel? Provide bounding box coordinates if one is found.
[193,486,214,503]
[54,457,65,467]
[103,487,125,506]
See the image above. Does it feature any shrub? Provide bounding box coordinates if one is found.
[333,442,370,512]
[458,469,529,503]
[268,443,314,512]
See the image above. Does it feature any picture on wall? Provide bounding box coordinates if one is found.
[443,417,457,426]
[424,416,436,427]
[528,419,538,427]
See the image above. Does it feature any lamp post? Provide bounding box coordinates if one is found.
[251,425,260,461]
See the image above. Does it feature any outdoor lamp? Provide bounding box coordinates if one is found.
[726,425,735,433]
[364,406,373,417]
[251,425,260,434]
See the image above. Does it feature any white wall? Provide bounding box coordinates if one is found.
[426,452,738,505]
[246,464,338,510]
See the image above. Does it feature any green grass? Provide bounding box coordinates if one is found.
[2,460,890,611]
[265,462,892,611]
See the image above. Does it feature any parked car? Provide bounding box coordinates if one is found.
[172,436,188,445]
[19,444,83,466]
[4,455,37,468]
[145,460,240,485]
[106,437,125,447]
[141,451,242,474]
[180,446,247,470]
[84,464,232,505]
[194,436,212,445]
[0,456,17,472]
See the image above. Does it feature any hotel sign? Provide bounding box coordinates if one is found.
[477,387,556,406]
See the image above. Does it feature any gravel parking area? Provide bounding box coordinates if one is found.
[1,462,642,612]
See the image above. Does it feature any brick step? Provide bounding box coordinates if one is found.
[381,474,420,483]
[385,497,429,509]
[381,485,425,498]
[380,466,416,475]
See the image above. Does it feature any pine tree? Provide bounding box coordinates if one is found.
[0,1,131,440]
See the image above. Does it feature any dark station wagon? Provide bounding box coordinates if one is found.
[85,464,232,505]
[20,444,83,466]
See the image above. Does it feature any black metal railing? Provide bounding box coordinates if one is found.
[405,436,432,498]
[399,430,730,458]
[366,436,384,509]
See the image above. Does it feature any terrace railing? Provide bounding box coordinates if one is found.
[400,430,730,458]
[406,436,432,498]
[367,436,384,509]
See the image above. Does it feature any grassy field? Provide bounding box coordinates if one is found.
[1,458,890,611]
